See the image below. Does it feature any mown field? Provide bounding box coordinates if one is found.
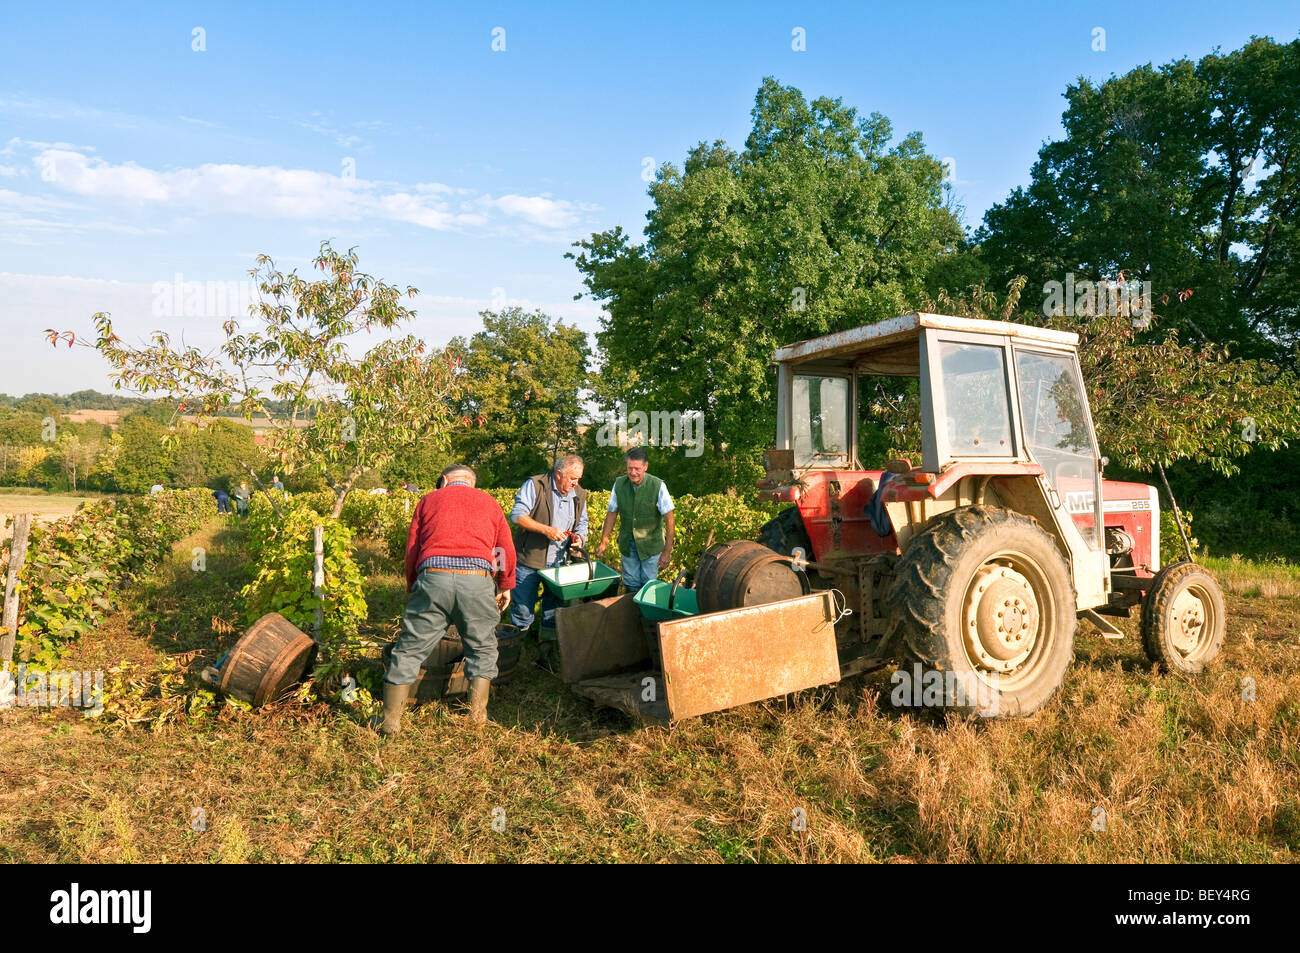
[0,489,104,526]
[1,518,1298,863]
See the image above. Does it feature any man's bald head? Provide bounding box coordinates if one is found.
[439,464,477,488]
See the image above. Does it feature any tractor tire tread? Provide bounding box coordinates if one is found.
[1140,561,1226,673]
[887,505,1076,717]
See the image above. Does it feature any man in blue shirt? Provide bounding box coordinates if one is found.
[508,455,588,670]
[594,447,675,593]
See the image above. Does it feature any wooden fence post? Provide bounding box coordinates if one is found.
[312,525,324,643]
[2,514,33,664]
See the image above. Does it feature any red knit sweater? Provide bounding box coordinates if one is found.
[403,484,517,591]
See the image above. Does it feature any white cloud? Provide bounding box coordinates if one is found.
[4,136,96,155]
[20,145,594,234]
[490,193,579,228]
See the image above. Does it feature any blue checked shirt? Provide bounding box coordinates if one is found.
[417,555,493,573]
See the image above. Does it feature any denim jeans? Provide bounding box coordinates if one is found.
[387,570,500,683]
[621,542,661,593]
[509,563,561,633]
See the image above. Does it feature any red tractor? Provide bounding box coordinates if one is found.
[737,311,1227,715]
[556,312,1226,722]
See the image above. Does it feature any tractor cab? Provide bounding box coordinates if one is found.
[761,312,1112,610]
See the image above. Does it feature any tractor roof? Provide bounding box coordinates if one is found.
[772,312,1079,376]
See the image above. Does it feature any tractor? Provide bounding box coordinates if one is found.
[555,312,1226,721]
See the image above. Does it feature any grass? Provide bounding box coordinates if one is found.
[1,526,1297,863]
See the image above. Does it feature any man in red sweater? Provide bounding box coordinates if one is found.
[374,464,516,733]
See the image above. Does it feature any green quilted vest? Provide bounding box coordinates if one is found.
[614,473,666,557]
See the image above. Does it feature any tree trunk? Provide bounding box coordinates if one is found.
[312,525,324,642]
[1155,460,1195,563]
[329,466,365,519]
[2,514,32,664]
[238,458,283,518]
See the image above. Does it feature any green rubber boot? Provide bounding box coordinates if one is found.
[466,677,490,726]
[369,681,410,736]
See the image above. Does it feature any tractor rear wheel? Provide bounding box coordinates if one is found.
[758,506,813,561]
[889,506,1076,718]
[1140,562,1226,673]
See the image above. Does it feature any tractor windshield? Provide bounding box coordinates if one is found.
[792,374,851,467]
[1014,349,1101,549]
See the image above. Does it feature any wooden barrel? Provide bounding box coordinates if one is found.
[218,613,315,707]
[493,625,523,684]
[381,625,463,671]
[695,540,809,613]
[395,624,522,701]
[408,659,470,702]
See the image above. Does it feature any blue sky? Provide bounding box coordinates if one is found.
[2,0,1297,395]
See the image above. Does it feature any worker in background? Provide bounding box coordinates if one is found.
[149,481,165,494]
[212,488,232,514]
[232,481,251,516]
[270,473,285,493]
[508,455,587,670]
[375,464,515,733]
[594,447,675,593]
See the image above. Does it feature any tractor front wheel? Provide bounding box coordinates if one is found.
[1140,562,1226,673]
[889,506,1076,718]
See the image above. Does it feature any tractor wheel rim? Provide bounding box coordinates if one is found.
[961,551,1054,686]
[1169,584,1215,658]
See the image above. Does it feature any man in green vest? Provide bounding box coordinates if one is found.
[594,447,675,593]
[508,455,588,669]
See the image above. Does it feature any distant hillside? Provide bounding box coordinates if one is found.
[0,391,313,417]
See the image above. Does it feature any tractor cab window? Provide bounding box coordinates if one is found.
[1014,350,1101,549]
[936,342,1014,457]
[792,374,850,467]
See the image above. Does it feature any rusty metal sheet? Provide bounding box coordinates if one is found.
[555,594,647,685]
[657,591,841,720]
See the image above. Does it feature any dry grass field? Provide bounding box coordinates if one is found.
[1,522,1297,863]
[0,491,105,544]
[0,489,103,522]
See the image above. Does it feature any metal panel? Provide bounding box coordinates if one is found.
[657,591,841,720]
[555,594,647,685]
[775,362,792,450]
[920,330,940,472]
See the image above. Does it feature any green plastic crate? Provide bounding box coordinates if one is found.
[633,579,699,622]
[537,559,621,601]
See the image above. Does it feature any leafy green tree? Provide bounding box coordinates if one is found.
[977,37,1300,362]
[0,408,44,446]
[54,433,98,491]
[50,242,461,517]
[570,77,963,491]
[448,306,590,487]
[113,412,173,494]
[168,419,265,489]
